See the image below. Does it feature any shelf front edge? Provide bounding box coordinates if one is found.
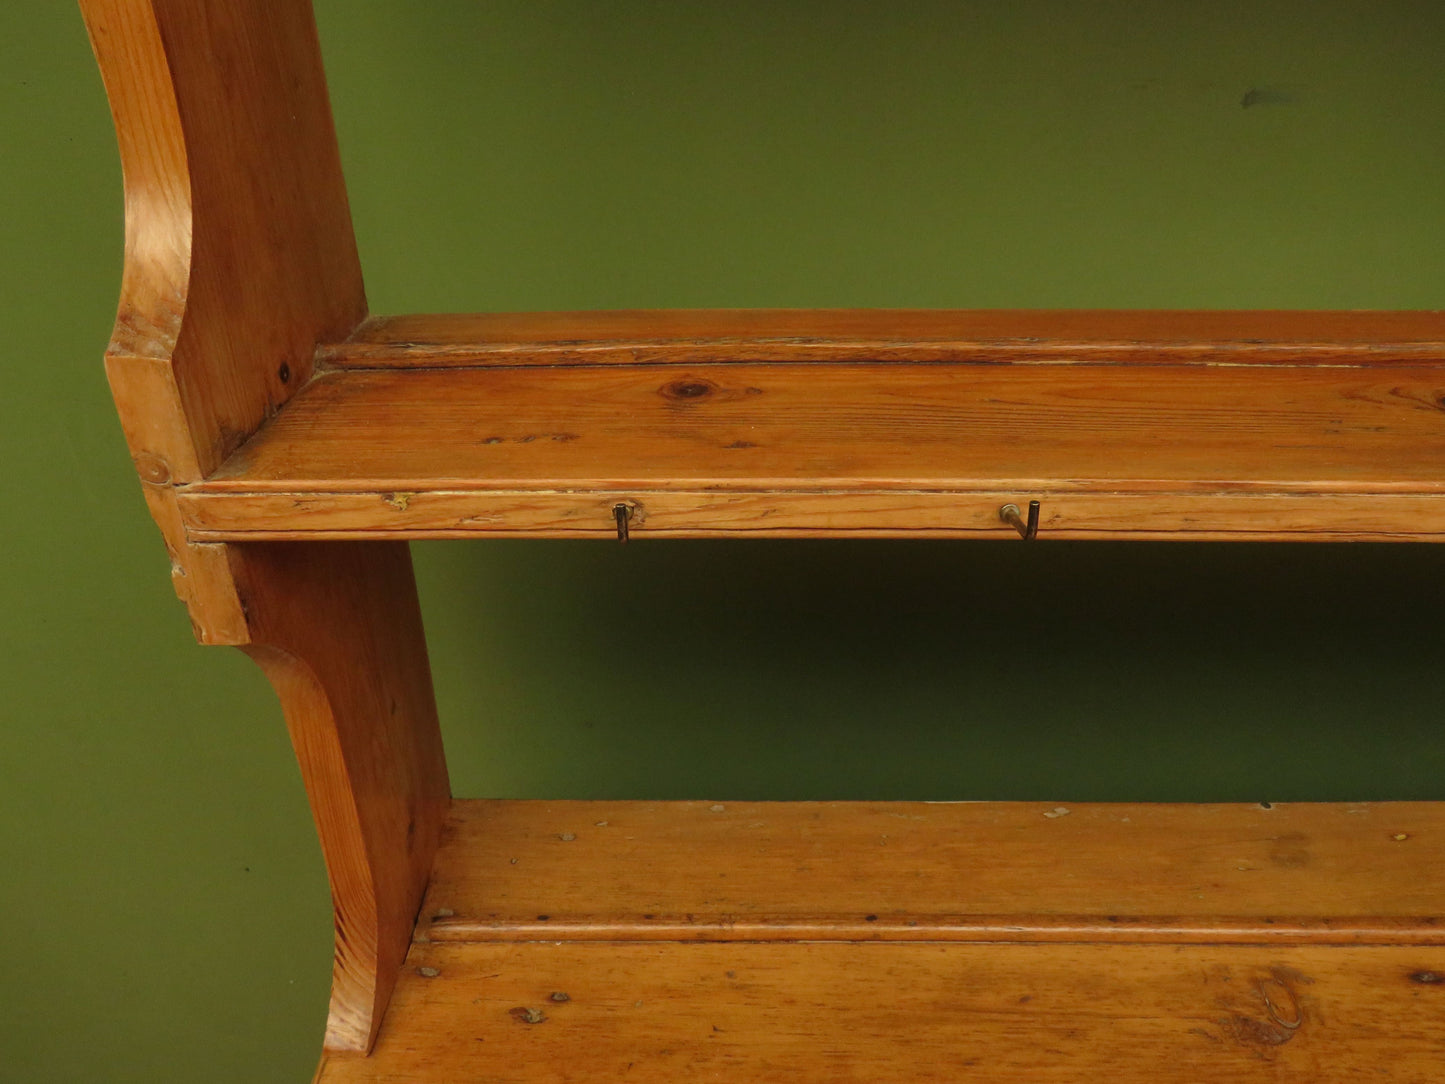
[178,487,1445,541]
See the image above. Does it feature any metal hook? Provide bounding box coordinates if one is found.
[999,500,1040,541]
[613,503,631,543]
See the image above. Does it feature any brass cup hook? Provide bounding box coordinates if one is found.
[999,500,1041,541]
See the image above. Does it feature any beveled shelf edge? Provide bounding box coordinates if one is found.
[179,487,1445,542]
[323,309,1445,369]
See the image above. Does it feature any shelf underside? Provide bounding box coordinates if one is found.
[187,316,1445,540]
[317,800,1445,1082]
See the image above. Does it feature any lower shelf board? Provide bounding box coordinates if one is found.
[318,943,1445,1082]
[316,800,1445,1081]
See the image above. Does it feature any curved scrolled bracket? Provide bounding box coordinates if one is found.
[234,542,450,1053]
[82,0,366,484]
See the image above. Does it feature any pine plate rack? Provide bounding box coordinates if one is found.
[81,2,1445,1080]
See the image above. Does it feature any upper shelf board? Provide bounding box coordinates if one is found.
[181,310,1445,542]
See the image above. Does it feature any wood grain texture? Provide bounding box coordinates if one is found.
[180,489,1445,542]
[329,309,1445,368]
[416,801,1445,945]
[81,0,365,480]
[203,365,1445,491]
[179,362,1445,538]
[316,941,1445,1082]
[232,543,450,1053]
[81,0,367,635]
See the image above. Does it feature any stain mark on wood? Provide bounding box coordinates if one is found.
[509,1007,547,1024]
[1268,832,1311,869]
[1410,970,1444,984]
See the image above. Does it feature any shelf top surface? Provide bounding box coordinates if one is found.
[205,359,1445,493]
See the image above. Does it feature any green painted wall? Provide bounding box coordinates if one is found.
[2,2,1442,1079]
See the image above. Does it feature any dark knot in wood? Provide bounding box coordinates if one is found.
[660,378,718,401]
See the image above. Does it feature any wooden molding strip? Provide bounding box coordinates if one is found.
[423,913,1445,946]
[324,309,1445,369]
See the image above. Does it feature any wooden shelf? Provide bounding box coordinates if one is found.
[316,800,1445,1082]
[180,309,1445,541]
[77,5,1445,1079]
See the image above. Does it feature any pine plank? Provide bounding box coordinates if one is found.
[417,801,1445,946]
[181,361,1445,539]
[315,941,1445,1083]
[329,309,1445,368]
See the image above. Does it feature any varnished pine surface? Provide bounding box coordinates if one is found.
[235,544,449,1052]
[82,0,365,480]
[330,309,1445,368]
[418,801,1445,944]
[184,360,1445,539]
[317,942,1445,1083]
[317,800,1445,1082]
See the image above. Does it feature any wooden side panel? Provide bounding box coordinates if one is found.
[318,941,1445,1083]
[330,309,1445,368]
[81,0,365,482]
[82,7,412,1050]
[233,543,450,1053]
